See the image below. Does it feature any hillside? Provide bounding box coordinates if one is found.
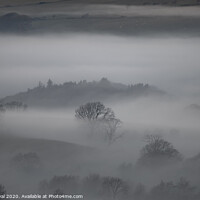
[0,133,91,161]
[0,78,165,108]
[0,132,93,193]
[0,132,92,171]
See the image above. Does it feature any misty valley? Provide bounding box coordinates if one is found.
[1,1,200,200]
[0,77,200,200]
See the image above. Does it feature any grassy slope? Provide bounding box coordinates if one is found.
[0,133,91,165]
[0,132,92,193]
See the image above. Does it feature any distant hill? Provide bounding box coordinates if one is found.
[0,78,165,108]
[70,0,200,6]
[1,12,200,36]
[33,15,200,36]
[0,12,32,33]
[0,0,199,7]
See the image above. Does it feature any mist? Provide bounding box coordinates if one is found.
[1,3,200,198]
[0,34,200,99]
[1,93,200,195]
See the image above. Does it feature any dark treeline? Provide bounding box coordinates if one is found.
[0,78,164,108]
[0,101,27,112]
[38,174,200,200]
[1,173,199,200]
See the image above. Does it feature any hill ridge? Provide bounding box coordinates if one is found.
[0,78,165,108]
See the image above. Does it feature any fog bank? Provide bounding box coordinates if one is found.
[0,34,200,99]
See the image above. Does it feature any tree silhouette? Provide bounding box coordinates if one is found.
[47,79,53,88]
[149,178,196,200]
[102,177,128,199]
[137,135,182,167]
[75,102,114,122]
[4,101,27,111]
[75,102,123,144]
[104,117,123,145]
[39,175,79,194]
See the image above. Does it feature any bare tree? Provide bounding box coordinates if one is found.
[102,177,128,200]
[75,102,114,122]
[104,118,124,145]
[75,102,123,144]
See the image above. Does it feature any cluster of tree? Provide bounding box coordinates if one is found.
[10,152,42,172]
[37,79,54,89]
[34,78,157,95]
[0,78,164,108]
[118,135,183,178]
[148,178,199,200]
[38,174,128,200]
[39,175,79,195]
[137,134,183,168]
[75,102,123,145]
[0,101,27,112]
[75,101,183,172]
[38,174,200,200]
